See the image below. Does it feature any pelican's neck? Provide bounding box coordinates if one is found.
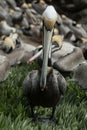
[40,26,53,90]
[40,5,57,90]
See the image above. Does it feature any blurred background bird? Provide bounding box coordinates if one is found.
[1,33,21,53]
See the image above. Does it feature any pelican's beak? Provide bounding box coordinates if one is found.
[40,6,57,90]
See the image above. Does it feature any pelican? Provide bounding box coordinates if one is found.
[1,33,21,53]
[23,6,67,121]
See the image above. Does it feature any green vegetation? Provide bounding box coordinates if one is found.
[0,63,87,130]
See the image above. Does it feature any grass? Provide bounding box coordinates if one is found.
[0,62,87,130]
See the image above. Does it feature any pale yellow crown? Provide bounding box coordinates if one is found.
[52,35,64,47]
[43,6,57,30]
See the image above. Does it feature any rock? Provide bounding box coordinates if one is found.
[6,0,17,10]
[0,20,16,36]
[32,1,47,15]
[52,41,85,72]
[72,61,87,89]
[10,9,22,24]
[21,16,29,29]
[0,55,10,82]
[0,4,12,25]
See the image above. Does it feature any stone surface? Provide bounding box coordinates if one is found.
[0,55,10,82]
[72,61,87,89]
[52,41,85,72]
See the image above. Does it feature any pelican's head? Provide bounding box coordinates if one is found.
[40,6,57,90]
[43,6,57,31]
[52,35,63,49]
